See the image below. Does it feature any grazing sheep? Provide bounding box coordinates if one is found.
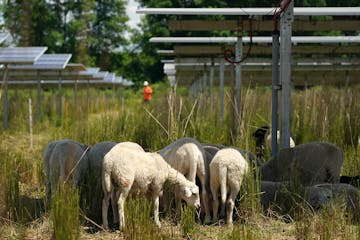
[202,143,261,170]
[43,139,89,205]
[253,126,295,159]
[202,143,224,164]
[260,142,343,186]
[159,137,211,224]
[116,141,145,152]
[260,181,332,215]
[102,147,201,230]
[260,181,359,221]
[84,141,117,225]
[210,148,249,224]
[313,183,359,221]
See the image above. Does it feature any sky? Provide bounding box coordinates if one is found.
[126,0,141,30]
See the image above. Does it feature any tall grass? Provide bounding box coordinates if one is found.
[123,195,163,239]
[0,150,20,222]
[180,205,196,237]
[50,183,80,240]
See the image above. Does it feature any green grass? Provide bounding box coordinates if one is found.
[50,183,80,240]
[123,195,161,240]
[0,82,359,239]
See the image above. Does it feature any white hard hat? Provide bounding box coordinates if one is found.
[144,81,149,86]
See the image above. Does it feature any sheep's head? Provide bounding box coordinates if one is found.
[180,185,200,209]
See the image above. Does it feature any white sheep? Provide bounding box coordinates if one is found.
[159,137,211,224]
[84,141,145,225]
[43,139,89,205]
[116,141,145,152]
[260,142,343,186]
[106,141,145,224]
[102,146,201,230]
[210,148,249,224]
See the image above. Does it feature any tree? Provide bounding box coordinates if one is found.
[90,0,129,70]
[3,0,129,68]
[65,0,96,65]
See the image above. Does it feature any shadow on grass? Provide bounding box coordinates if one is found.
[17,195,46,223]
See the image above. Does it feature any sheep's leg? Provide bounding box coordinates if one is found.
[174,191,182,222]
[117,190,129,231]
[226,186,240,225]
[153,195,161,227]
[219,177,227,220]
[210,181,219,223]
[111,189,120,224]
[197,172,211,224]
[45,179,51,206]
[102,190,111,229]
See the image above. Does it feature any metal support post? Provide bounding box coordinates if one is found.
[210,59,214,115]
[271,30,280,156]
[219,59,225,126]
[280,0,294,149]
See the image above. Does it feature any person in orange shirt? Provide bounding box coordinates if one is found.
[143,81,153,102]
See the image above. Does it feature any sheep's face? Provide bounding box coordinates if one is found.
[181,185,200,209]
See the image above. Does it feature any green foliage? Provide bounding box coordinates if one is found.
[2,0,127,69]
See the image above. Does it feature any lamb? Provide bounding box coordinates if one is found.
[253,126,295,159]
[159,137,211,224]
[84,141,144,225]
[43,139,89,205]
[102,146,201,230]
[116,141,145,152]
[260,142,343,186]
[210,148,249,224]
[202,143,261,168]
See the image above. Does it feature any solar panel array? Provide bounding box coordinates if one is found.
[0,32,133,129]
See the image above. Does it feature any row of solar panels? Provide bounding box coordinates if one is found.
[0,32,133,88]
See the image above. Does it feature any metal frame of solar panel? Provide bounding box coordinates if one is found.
[0,46,48,129]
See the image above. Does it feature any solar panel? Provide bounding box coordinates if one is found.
[1,79,121,89]
[64,63,87,71]
[0,47,48,64]
[93,71,108,78]
[8,54,72,70]
[104,72,115,82]
[114,77,123,83]
[83,67,100,74]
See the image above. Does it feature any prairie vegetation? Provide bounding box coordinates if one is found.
[0,83,359,239]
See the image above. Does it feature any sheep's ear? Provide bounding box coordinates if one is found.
[184,187,192,198]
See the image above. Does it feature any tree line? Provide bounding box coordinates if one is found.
[1,0,357,87]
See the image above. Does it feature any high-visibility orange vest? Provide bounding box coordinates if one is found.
[143,86,153,101]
